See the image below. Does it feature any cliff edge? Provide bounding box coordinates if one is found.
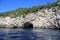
[0,0,60,29]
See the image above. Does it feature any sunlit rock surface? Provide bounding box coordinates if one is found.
[0,3,60,29]
[25,9,56,28]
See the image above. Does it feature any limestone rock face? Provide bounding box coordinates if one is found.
[0,17,24,28]
[24,7,60,29]
[0,6,60,29]
[24,9,56,28]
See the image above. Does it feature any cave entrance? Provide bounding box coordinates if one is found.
[23,22,33,28]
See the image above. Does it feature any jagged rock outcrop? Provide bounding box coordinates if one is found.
[24,9,56,28]
[0,17,24,28]
[0,2,60,29]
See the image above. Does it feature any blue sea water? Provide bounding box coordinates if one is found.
[0,28,60,40]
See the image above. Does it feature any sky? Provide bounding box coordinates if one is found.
[0,0,57,13]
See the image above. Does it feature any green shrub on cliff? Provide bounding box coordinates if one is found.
[44,2,57,9]
[0,0,59,17]
[29,6,43,12]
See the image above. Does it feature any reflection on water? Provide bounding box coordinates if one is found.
[0,28,60,40]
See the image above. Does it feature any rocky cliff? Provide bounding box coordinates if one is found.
[0,2,60,29]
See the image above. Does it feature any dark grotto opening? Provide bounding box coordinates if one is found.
[13,26,17,28]
[23,22,33,28]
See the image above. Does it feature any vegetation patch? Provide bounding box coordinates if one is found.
[0,0,59,17]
